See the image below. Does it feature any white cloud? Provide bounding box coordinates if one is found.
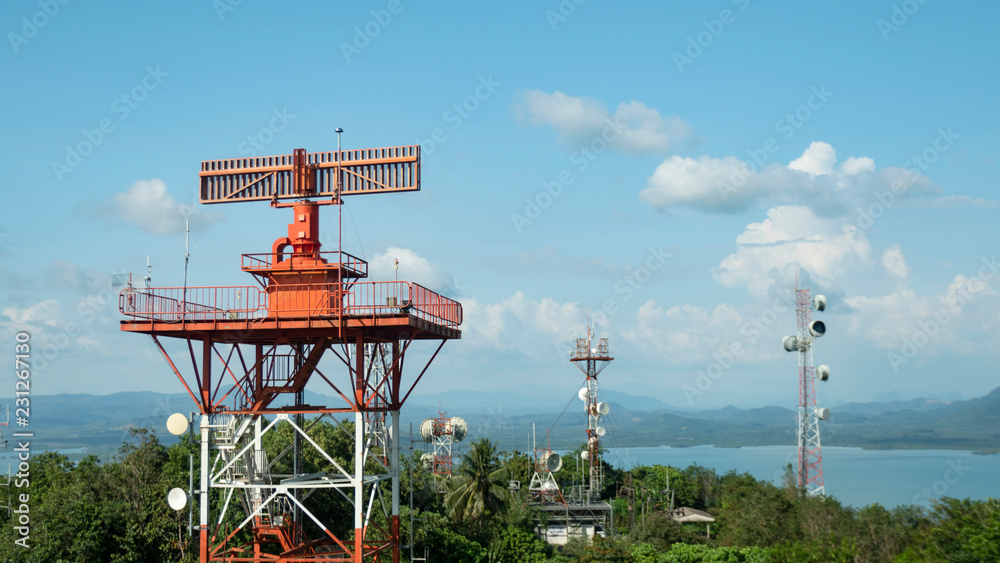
[714,206,874,297]
[622,300,743,362]
[640,142,939,215]
[515,90,691,154]
[882,244,910,278]
[2,299,61,327]
[789,141,837,175]
[369,247,452,294]
[461,291,593,358]
[96,179,225,235]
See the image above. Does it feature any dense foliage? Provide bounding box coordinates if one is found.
[0,425,995,562]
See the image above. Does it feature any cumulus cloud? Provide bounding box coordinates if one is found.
[461,291,595,358]
[714,206,874,297]
[515,90,691,154]
[882,245,910,278]
[95,179,225,235]
[639,141,939,216]
[369,246,453,294]
[622,300,742,361]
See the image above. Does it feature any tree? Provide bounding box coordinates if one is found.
[444,438,508,524]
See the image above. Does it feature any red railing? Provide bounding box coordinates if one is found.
[241,250,368,278]
[121,281,462,328]
[119,286,263,322]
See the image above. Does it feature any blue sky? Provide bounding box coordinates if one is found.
[2,0,998,409]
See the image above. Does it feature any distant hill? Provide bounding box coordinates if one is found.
[4,386,997,461]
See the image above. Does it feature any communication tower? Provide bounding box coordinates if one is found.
[570,327,612,502]
[781,288,831,497]
[119,138,462,562]
[419,411,466,491]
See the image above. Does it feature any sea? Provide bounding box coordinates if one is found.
[603,445,1000,509]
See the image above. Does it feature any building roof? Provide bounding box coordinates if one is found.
[669,507,715,523]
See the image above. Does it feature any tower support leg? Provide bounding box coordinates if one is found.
[200,415,210,563]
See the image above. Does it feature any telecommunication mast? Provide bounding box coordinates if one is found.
[119,137,462,562]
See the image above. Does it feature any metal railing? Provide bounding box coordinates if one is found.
[120,281,462,327]
[241,250,368,278]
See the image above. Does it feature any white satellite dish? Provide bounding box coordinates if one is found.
[816,365,830,382]
[419,419,435,442]
[595,426,606,437]
[166,413,189,436]
[450,417,468,441]
[782,335,799,353]
[541,451,562,473]
[420,453,434,469]
[578,388,589,401]
[809,320,826,338]
[596,402,610,416]
[580,450,589,461]
[167,488,188,511]
[817,407,831,421]
[813,295,827,312]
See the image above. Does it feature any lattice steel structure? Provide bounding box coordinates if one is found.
[570,329,612,503]
[119,142,461,562]
[783,287,829,497]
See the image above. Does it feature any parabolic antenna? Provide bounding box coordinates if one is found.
[813,295,827,312]
[817,407,831,421]
[816,365,830,382]
[782,335,799,353]
[595,426,606,437]
[166,413,189,436]
[578,388,589,401]
[580,450,589,460]
[419,419,435,442]
[450,417,468,441]
[167,488,188,511]
[809,320,826,338]
[596,402,610,416]
[420,453,434,469]
[541,450,562,473]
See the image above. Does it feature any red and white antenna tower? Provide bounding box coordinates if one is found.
[782,286,831,496]
[570,322,613,503]
[120,135,463,562]
[419,410,466,492]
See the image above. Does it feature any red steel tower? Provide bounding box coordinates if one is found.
[570,327,612,503]
[782,287,830,497]
[119,142,462,562]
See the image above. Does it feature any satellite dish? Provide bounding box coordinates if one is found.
[450,417,468,441]
[578,388,589,401]
[782,335,799,352]
[817,407,831,421]
[166,413,189,436]
[596,402,610,416]
[419,419,435,442]
[595,426,606,437]
[167,488,188,511]
[420,453,434,469]
[816,365,830,382]
[580,450,589,461]
[541,451,562,472]
[809,320,826,338]
[813,295,827,312]
[591,348,597,355]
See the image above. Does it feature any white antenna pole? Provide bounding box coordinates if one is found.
[183,219,190,314]
[145,256,151,289]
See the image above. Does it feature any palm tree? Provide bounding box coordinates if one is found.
[444,438,509,523]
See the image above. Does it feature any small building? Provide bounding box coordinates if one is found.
[669,507,715,538]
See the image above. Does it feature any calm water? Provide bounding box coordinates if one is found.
[604,445,1000,508]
